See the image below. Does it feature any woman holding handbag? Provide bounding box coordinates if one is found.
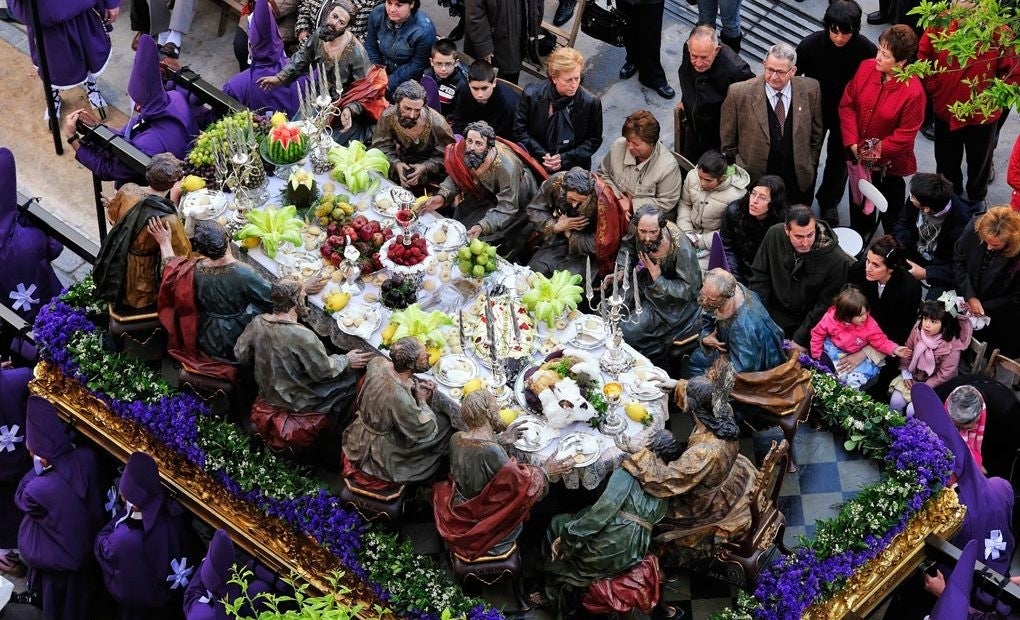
[838,24,925,236]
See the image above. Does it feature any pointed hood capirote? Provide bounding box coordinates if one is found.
[200,529,236,596]
[129,35,170,118]
[249,0,286,70]
[25,395,90,499]
[119,451,164,533]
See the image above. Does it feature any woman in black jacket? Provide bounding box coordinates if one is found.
[719,175,787,284]
[512,47,603,173]
[953,207,1020,357]
[848,234,922,394]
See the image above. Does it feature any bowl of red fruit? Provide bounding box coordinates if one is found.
[379,232,432,285]
[318,214,393,275]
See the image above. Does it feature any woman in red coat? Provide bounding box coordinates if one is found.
[839,24,925,235]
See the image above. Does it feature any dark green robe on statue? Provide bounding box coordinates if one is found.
[543,468,667,614]
[193,261,272,362]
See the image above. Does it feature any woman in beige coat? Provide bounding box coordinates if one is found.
[598,110,683,220]
[678,150,749,260]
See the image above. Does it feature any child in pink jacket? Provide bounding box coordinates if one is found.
[811,286,911,388]
[889,299,973,412]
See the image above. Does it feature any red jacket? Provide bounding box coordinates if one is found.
[839,59,926,177]
[918,21,1019,130]
[1009,134,1020,210]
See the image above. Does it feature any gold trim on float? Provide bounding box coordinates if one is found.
[804,488,965,619]
[30,361,391,618]
[453,543,518,564]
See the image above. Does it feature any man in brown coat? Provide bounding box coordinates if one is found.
[720,42,823,205]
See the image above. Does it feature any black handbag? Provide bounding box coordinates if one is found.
[581,0,628,48]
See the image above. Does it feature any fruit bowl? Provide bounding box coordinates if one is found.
[379,235,433,286]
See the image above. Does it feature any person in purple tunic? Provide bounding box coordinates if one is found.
[15,396,105,620]
[63,34,200,186]
[223,0,305,117]
[95,451,197,620]
[911,383,1015,578]
[8,0,118,121]
[0,368,32,558]
[182,529,280,620]
[0,149,64,331]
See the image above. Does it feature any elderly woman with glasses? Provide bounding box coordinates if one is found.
[839,24,925,235]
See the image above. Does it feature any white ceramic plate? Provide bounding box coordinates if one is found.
[568,315,609,349]
[425,218,468,250]
[336,304,383,339]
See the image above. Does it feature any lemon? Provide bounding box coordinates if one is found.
[498,408,519,427]
[414,194,429,207]
[426,346,441,367]
[270,111,288,128]
[240,237,260,249]
[181,175,206,193]
[380,322,398,345]
[324,291,350,313]
[462,378,485,396]
[624,401,650,423]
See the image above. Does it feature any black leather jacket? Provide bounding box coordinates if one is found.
[512,80,603,171]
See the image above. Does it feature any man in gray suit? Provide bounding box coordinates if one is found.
[720,43,823,206]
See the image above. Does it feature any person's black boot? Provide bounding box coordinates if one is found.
[448,16,465,41]
[553,0,577,26]
[721,34,742,54]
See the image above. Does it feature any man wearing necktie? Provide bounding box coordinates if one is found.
[720,42,823,206]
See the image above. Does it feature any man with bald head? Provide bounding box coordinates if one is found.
[676,26,754,162]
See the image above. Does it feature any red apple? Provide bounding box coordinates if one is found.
[351,215,368,229]
[371,232,385,246]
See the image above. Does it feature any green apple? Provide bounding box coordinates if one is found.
[470,239,484,255]
[472,264,486,278]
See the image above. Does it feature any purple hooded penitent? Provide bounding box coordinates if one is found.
[76,35,200,182]
[16,396,104,620]
[912,383,1015,576]
[223,0,303,116]
[0,148,64,324]
[95,451,193,618]
[7,0,115,88]
[0,367,33,549]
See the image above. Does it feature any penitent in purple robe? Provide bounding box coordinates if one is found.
[15,396,105,620]
[75,35,199,184]
[95,452,196,620]
[222,0,305,117]
[0,149,64,325]
[912,384,1016,576]
[0,367,33,549]
[182,530,279,620]
[8,0,117,88]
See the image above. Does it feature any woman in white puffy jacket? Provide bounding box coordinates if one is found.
[677,150,750,260]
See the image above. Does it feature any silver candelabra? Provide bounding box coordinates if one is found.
[297,61,344,174]
[585,255,643,378]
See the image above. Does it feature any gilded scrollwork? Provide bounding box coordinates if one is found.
[30,361,388,616]
[805,488,965,619]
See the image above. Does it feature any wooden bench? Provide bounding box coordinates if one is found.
[208,0,246,37]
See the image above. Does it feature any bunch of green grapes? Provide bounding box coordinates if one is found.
[186,111,270,168]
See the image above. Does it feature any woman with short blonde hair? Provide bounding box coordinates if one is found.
[953,205,1020,356]
[514,47,603,172]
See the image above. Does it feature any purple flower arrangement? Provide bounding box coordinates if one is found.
[741,377,953,620]
[33,291,502,620]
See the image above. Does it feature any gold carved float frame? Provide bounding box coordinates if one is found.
[29,360,388,616]
[30,360,965,618]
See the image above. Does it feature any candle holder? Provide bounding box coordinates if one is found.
[298,63,343,175]
[585,257,642,379]
[482,293,517,408]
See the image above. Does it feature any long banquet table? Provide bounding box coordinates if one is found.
[225,168,669,489]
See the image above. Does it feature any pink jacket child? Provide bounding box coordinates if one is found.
[809,286,910,388]
[810,305,903,360]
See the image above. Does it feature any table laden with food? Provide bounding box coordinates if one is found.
[180,109,671,489]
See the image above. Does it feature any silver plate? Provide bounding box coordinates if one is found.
[181,189,228,220]
[433,354,478,388]
[425,218,468,251]
[567,316,609,349]
[336,304,383,339]
[554,432,602,468]
[512,416,557,452]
